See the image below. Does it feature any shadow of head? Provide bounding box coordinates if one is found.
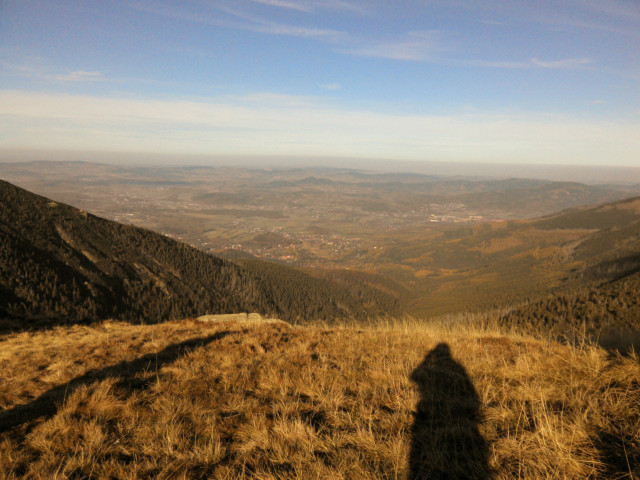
[409,343,491,480]
[597,327,640,357]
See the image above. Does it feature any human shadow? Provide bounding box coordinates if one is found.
[0,331,230,436]
[409,343,491,480]
[597,327,640,357]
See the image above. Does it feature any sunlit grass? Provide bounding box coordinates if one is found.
[1,318,638,479]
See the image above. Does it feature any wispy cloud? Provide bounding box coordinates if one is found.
[428,0,640,39]
[222,92,320,107]
[123,2,632,71]
[575,0,640,20]
[0,60,39,77]
[341,30,449,61]
[526,1,640,38]
[49,70,105,83]
[251,22,346,39]
[340,35,594,71]
[247,0,364,14]
[469,57,593,70]
[339,27,593,70]
[557,18,640,38]
[248,0,312,12]
[480,19,508,26]
[127,1,348,42]
[0,61,108,83]
[531,57,592,69]
[319,83,341,90]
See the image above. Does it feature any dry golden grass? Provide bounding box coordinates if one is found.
[1,318,639,479]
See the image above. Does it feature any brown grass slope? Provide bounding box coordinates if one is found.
[1,319,638,479]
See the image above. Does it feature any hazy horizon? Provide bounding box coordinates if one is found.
[2,148,640,185]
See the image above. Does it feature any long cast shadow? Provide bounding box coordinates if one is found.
[0,331,231,436]
[0,316,104,335]
[409,343,491,480]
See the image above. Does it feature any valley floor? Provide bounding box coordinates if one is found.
[1,318,639,479]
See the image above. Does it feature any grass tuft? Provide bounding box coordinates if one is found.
[1,318,639,479]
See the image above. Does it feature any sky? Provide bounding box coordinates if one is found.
[1,0,639,167]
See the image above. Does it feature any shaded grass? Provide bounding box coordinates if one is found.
[1,318,639,479]
[0,331,231,435]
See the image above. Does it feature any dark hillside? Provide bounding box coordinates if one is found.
[0,180,398,330]
[237,259,401,319]
[498,270,640,351]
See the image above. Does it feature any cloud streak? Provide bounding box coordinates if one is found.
[247,0,365,14]
[471,57,593,69]
[1,90,638,166]
[575,0,640,20]
[531,57,592,69]
[319,83,341,90]
[124,1,619,71]
[127,1,348,41]
[0,61,109,83]
[340,33,594,69]
[341,30,449,61]
[49,70,106,83]
[248,0,313,12]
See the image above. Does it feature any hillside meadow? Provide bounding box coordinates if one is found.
[1,318,638,479]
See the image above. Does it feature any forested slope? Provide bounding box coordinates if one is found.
[498,269,640,349]
[0,180,398,330]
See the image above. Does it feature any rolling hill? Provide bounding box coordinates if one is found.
[0,180,399,331]
[375,194,640,317]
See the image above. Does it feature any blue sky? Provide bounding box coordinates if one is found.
[1,0,639,166]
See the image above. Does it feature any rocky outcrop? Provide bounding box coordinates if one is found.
[196,312,286,325]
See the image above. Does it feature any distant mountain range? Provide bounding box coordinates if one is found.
[0,180,399,331]
[3,161,639,219]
